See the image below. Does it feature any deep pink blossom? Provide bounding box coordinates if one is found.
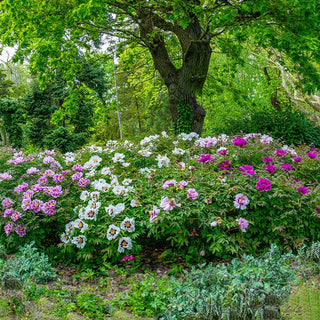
[256,178,271,192]
[198,154,214,163]
[239,165,255,176]
[44,170,55,177]
[262,157,274,163]
[78,178,90,187]
[121,256,135,262]
[21,198,32,211]
[71,172,83,181]
[297,186,309,194]
[38,176,48,185]
[3,208,14,217]
[219,160,232,171]
[232,137,247,147]
[50,185,63,198]
[293,157,302,163]
[307,152,318,159]
[14,182,29,193]
[11,211,21,222]
[72,164,84,171]
[265,164,277,173]
[53,174,65,183]
[279,163,292,171]
[31,199,43,213]
[274,149,286,157]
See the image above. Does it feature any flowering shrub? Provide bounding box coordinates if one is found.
[1,132,320,263]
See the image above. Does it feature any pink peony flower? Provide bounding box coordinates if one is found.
[2,198,13,208]
[234,194,250,210]
[4,223,13,236]
[15,225,26,237]
[236,218,249,232]
[149,205,160,223]
[187,188,199,199]
[78,178,90,187]
[219,160,232,171]
[160,197,181,211]
[293,157,302,163]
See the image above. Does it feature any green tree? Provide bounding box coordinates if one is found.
[1,0,320,135]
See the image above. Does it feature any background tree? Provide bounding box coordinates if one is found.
[1,0,320,135]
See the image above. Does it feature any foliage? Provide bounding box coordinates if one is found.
[112,244,296,319]
[211,105,320,148]
[0,98,24,147]
[1,0,320,133]
[0,242,57,288]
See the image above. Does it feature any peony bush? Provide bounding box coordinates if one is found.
[0,132,320,263]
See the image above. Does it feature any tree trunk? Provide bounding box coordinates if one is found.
[138,10,212,136]
[1,128,7,146]
[168,86,206,134]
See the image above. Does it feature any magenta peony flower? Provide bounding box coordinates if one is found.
[293,157,302,163]
[307,152,318,159]
[198,154,214,163]
[274,149,286,157]
[262,157,274,163]
[265,164,277,173]
[239,165,255,176]
[297,186,309,194]
[219,160,232,171]
[279,163,292,171]
[256,178,271,192]
[232,137,247,147]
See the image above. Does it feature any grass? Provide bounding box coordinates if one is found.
[281,277,320,320]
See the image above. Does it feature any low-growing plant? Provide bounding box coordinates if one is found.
[0,242,57,288]
[113,245,297,319]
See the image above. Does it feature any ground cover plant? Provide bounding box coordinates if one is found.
[0,132,320,265]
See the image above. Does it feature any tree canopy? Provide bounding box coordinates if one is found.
[0,0,320,134]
